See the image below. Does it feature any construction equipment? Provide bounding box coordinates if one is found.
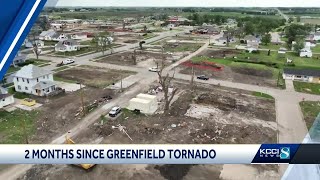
[65,135,96,170]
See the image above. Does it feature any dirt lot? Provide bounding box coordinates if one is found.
[19,82,278,180]
[96,51,172,67]
[115,33,145,44]
[55,65,135,88]
[179,49,278,88]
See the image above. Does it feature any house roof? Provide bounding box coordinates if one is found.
[39,31,56,37]
[55,39,79,48]
[14,64,53,79]
[283,68,320,77]
[33,81,56,90]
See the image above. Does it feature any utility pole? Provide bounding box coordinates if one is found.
[21,119,29,144]
[79,82,86,116]
[120,72,123,92]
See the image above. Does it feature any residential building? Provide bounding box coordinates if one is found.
[314,32,320,41]
[283,68,320,83]
[0,87,14,108]
[197,24,220,34]
[167,16,191,26]
[13,65,57,96]
[24,39,44,48]
[242,35,260,44]
[39,31,57,41]
[300,48,313,58]
[12,53,27,67]
[55,39,80,52]
[51,23,63,31]
[52,33,68,42]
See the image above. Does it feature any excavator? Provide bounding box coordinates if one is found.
[65,135,96,170]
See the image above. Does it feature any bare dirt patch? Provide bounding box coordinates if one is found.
[96,51,172,67]
[55,65,135,88]
[19,82,278,180]
[29,87,116,144]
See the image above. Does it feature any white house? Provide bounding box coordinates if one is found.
[39,31,56,41]
[52,33,68,42]
[300,48,313,58]
[55,39,80,52]
[70,32,87,40]
[314,32,320,41]
[51,23,63,31]
[24,40,44,48]
[12,53,27,67]
[0,87,14,108]
[283,68,320,83]
[13,65,57,96]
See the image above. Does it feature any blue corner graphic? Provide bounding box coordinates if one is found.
[0,0,48,81]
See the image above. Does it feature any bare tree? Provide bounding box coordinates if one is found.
[157,51,178,114]
[30,30,41,59]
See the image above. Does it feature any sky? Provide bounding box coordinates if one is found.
[53,0,320,7]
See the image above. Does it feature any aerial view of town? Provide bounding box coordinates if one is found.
[0,3,320,180]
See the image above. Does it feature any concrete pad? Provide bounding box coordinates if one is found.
[3,106,17,112]
[56,81,85,92]
[15,103,42,111]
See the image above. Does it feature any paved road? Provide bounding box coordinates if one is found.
[276,8,289,22]
[3,30,320,179]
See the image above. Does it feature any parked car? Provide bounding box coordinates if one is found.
[57,58,75,67]
[149,67,160,72]
[63,58,75,65]
[197,75,209,80]
[109,106,121,117]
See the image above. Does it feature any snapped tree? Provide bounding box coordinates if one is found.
[157,48,178,114]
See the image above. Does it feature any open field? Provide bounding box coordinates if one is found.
[54,65,135,88]
[17,81,278,180]
[0,110,38,144]
[300,101,320,130]
[179,49,285,88]
[301,18,320,24]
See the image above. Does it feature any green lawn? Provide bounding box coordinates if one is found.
[311,45,320,54]
[259,44,283,51]
[25,58,51,67]
[0,110,38,144]
[300,101,320,130]
[165,43,203,52]
[7,67,20,74]
[44,41,57,46]
[293,81,320,95]
[252,92,274,100]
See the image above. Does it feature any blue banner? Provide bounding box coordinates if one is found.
[0,0,47,80]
